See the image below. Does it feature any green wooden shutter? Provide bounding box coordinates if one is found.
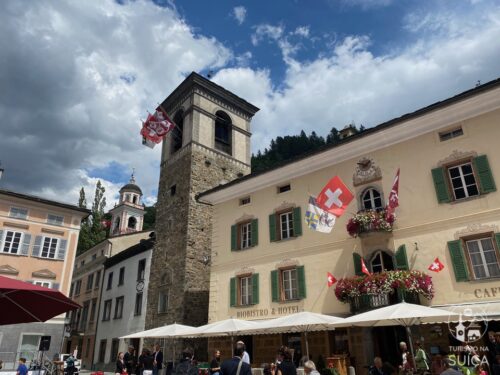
[395,244,409,270]
[269,213,277,242]
[251,219,258,247]
[271,270,279,302]
[231,224,237,251]
[447,240,469,282]
[297,265,306,299]
[473,155,496,193]
[230,277,237,307]
[293,207,302,237]
[252,273,259,305]
[495,233,500,256]
[353,253,363,276]
[431,167,452,203]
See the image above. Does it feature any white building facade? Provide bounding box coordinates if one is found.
[93,236,154,369]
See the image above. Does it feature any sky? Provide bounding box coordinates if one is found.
[0,0,499,209]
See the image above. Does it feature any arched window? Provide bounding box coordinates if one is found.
[370,250,394,273]
[361,188,383,210]
[128,216,137,229]
[132,195,137,204]
[214,111,232,155]
[171,110,184,154]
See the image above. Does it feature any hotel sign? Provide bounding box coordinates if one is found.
[236,305,300,319]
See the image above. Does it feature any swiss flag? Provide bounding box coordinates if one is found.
[361,258,371,276]
[386,168,400,217]
[316,176,354,217]
[327,272,337,287]
[428,257,445,272]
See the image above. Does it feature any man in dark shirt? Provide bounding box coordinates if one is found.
[220,345,251,375]
[276,346,296,375]
[125,346,137,375]
[153,344,164,375]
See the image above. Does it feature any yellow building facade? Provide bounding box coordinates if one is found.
[199,79,500,371]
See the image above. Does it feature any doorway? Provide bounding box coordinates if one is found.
[373,326,407,370]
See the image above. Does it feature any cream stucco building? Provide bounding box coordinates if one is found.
[199,78,500,371]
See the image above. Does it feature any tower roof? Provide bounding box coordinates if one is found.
[119,172,142,195]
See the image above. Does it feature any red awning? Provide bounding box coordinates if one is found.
[0,275,80,325]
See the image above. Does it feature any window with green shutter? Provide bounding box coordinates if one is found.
[353,252,363,276]
[431,167,452,203]
[252,273,259,304]
[394,245,409,270]
[447,240,469,282]
[271,270,279,302]
[473,155,496,193]
[251,219,258,247]
[269,213,277,242]
[297,265,306,299]
[231,225,237,251]
[230,277,236,307]
[293,207,302,237]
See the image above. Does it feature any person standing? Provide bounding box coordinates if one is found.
[276,346,296,375]
[124,346,137,375]
[210,350,222,375]
[370,357,388,375]
[153,344,164,375]
[414,342,429,374]
[220,345,251,375]
[16,358,28,375]
[116,352,127,375]
[143,350,154,375]
[236,341,250,365]
[66,353,77,375]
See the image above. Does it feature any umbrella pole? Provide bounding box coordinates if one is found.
[406,326,417,371]
[304,331,310,361]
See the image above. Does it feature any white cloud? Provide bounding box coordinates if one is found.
[0,0,231,207]
[232,6,247,25]
[235,51,253,67]
[215,6,500,154]
[339,0,393,9]
[293,26,310,38]
[251,24,284,46]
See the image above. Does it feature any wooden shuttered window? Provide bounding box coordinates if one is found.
[32,236,43,257]
[293,207,302,237]
[271,270,279,302]
[269,213,277,242]
[431,167,452,203]
[251,219,258,247]
[353,253,363,276]
[447,240,469,282]
[394,244,409,270]
[230,277,236,307]
[20,234,31,256]
[231,219,258,251]
[252,273,259,304]
[231,225,237,251]
[473,155,496,193]
[297,265,306,299]
[57,239,67,260]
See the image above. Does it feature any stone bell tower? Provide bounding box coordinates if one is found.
[145,72,259,330]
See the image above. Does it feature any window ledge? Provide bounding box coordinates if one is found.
[274,236,299,243]
[277,298,303,304]
[449,193,487,205]
[232,304,258,309]
[467,276,500,284]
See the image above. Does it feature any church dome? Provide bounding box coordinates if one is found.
[119,173,142,195]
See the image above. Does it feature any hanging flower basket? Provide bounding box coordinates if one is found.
[346,209,395,237]
[334,270,434,303]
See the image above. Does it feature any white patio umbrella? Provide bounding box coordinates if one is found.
[181,318,265,338]
[256,311,345,359]
[335,302,460,370]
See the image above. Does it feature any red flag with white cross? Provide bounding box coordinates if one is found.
[361,258,371,276]
[316,176,354,217]
[386,168,400,218]
[327,272,337,287]
[428,257,445,272]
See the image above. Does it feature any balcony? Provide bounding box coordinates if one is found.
[335,270,434,314]
[346,209,395,238]
[349,289,420,314]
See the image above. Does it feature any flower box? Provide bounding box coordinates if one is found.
[346,209,395,238]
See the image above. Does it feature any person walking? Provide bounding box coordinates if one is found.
[210,350,222,375]
[236,341,250,365]
[414,342,429,374]
[276,346,296,375]
[220,345,251,375]
[153,344,164,375]
[116,352,127,375]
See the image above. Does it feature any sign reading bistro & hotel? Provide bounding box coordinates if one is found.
[236,305,300,319]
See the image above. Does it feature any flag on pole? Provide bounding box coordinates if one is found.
[361,258,371,276]
[428,257,445,272]
[140,107,175,144]
[305,196,336,233]
[386,168,400,218]
[327,272,337,287]
[142,136,156,149]
[316,176,354,217]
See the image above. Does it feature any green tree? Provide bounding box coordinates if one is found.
[143,204,156,230]
[76,181,108,256]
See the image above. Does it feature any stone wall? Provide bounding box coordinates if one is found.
[146,142,249,358]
